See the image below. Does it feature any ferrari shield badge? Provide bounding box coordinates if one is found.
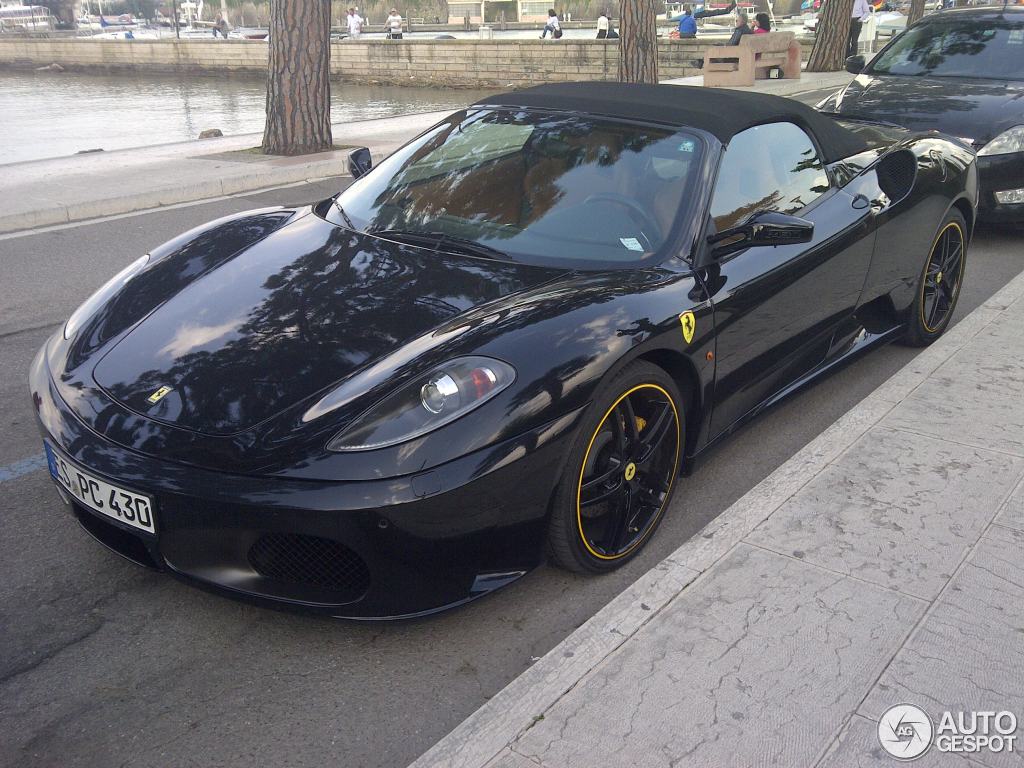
[679,311,696,345]
[147,385,173,404]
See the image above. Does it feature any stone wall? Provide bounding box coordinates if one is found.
[0,37,814,87]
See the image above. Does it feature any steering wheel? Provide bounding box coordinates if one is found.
[583,193,662,247]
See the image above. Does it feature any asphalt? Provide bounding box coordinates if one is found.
[1,148,1023,768]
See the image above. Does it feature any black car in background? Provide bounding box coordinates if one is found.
[818,6,1024,222]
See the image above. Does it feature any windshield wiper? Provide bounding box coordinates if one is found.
[366,229,509,260]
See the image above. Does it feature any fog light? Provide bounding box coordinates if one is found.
[995,188,1024,205]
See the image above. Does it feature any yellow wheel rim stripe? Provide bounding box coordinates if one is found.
[576,383,681,561]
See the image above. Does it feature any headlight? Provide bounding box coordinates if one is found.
[978,126,1024,156]
[63,254,150,339]
[325,356,516,452]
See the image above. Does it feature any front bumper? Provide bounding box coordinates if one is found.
[977,152,1024,224]
[31,345,583,619]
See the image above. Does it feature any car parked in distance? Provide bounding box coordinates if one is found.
[819,6,1024,222]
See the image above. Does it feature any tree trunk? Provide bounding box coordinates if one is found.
[618,0,658,83]
[906,0,925,26]
[262,0,333,156]
[806,0,853,72]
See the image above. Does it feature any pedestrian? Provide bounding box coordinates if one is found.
[691,9,751,68]
[346,7,364,39]
[848,0,871,58]
[754,11,770,33]
[596,8,609,38]
[213,11,229,38]
[540,9,562,38]
[385,7,403,38]
[677,5,697,38]
[726,9,753,44]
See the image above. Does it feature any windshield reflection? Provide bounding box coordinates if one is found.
[329,109,704,269]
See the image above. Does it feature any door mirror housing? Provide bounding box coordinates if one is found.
[348,147,373,178]
[845,54,866,74]
[707,210,815,258]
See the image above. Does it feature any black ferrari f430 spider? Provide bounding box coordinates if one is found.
[31,83,977,618]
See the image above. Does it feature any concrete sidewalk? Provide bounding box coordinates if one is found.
[662,68,853,98]
[0,110,448,235]
[413,270,1024,767]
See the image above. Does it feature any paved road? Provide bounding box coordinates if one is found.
[1,176,1022,768]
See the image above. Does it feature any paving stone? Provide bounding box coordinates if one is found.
[860,528,1024,768]
[747,427,1024,600]
[817,714,976,767]
[882,343,1024,459]
[994,478,1024,533]
[513,544,925,768]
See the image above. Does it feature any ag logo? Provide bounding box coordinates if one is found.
[147,385,173,404]
[878,704,934,760]
[679,311,696,345]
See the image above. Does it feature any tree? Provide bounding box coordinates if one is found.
[262,0,333,156]
[906,0,925,26]
[806,0,853,72]
[618,0,658,83]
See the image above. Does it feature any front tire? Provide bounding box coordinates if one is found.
[903,209,968,347]
[547,362,684,573]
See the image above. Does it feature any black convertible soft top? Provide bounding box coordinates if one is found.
[473,82,868,163]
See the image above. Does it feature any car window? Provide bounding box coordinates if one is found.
[869,18,1024,80]
[709,122,830,231]
[328,109,705,269]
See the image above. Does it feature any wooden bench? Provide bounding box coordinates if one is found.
[702,31,801,87]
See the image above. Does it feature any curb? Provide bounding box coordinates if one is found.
[0,157,347,236]
[409,267,1024,768]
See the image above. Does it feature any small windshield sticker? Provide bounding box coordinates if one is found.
[679,140,696,153]
[1009,29,1023,45]
[620,237,644,251]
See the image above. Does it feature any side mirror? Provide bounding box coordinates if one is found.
[845,54,866,74]
[348,147,372,179]
[707,210,814,258]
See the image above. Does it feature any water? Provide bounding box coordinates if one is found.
[0,69,496,165]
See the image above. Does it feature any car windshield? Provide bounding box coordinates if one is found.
[327,108,705,269]
[868,17,1024,80]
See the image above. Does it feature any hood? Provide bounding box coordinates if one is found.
[831,73,1024,146]
[92,213,562,436]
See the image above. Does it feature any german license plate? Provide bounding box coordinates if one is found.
[44,443,156,534]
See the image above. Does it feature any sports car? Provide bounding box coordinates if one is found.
[31,83,977,618]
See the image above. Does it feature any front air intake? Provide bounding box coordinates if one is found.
[876,149,917,205]
[248,532,371,600]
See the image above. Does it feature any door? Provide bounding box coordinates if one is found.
[703,122,876,439]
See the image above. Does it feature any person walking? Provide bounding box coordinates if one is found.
[848,0,871,58]
[540,9,562,38]
[346,7,364,39]
[385,7,403,38]
[596,9,609,38]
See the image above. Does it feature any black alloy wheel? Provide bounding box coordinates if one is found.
[548,362,683,573]
[904,210,968,346]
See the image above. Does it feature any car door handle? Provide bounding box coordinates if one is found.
[851,193,871,210]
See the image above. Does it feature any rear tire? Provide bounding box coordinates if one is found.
[902,209,968,347]
[547,362,684,574]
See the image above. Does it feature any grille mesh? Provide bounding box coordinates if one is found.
[876,150,917,204]
[248,532,370,599]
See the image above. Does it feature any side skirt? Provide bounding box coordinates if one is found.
[683,322,905,474]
